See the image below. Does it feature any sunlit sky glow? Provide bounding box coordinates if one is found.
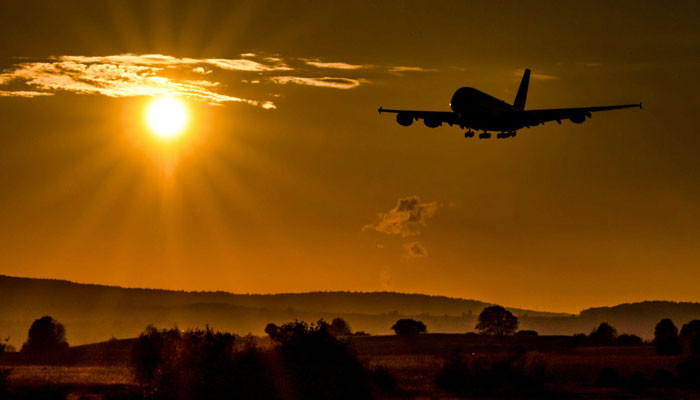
[0,0,699,313]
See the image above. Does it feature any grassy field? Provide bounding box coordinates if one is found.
[1,334,698,399]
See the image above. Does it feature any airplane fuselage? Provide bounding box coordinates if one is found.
[450,87,530,132]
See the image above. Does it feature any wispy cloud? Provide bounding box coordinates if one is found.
[513,70,558,81]
[270,76,361,89]
[389,66,432,72]
[305,60,369,70]
[0,53,371,105]
[364,196,438,237]
[403,241,428,258]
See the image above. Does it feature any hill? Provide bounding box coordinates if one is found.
[1,275,699,347]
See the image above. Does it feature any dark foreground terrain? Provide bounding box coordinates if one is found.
[2,334,699,399]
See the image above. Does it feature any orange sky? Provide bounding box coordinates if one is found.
[1,1,699,313]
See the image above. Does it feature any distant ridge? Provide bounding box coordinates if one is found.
[1,274,699,347]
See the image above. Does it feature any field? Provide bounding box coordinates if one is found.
[2,334,698,399]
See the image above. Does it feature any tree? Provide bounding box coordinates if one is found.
[391,319,427,337]
[21,316,69,354]
[680,320,700,341]
[589,322,617,345]
[654,318,682,356]
[476,306,518,336]
[328,318,352,337]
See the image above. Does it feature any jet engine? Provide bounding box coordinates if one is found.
[396,112,413,126]
[569,113,590,124]
[423,119,442,128]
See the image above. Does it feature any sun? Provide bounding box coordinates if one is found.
[146,97,188,139]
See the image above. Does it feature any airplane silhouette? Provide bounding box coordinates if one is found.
[378,69,641,139]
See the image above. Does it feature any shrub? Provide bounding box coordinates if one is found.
[651,368,675,388]
[272,320,374,400]
[0,339,10,396]
[328,318,352,337]
[596,368,624,387]
[680,320,700,341]
[132,326,277,400]
[435,353,544,396]
[515,330,538,338]
[616,334,643,346]
[369,366,397,394]
[391,319,427,337]
[677,356,700,389]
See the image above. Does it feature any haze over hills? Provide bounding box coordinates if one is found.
[1,274,699,347]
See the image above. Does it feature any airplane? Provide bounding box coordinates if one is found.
[378,69,641,139]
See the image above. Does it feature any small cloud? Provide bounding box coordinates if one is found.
[261,101,276,110]
[305,60,369,70]
[364,196,438,237]
[240,53,257,58]
[270,76,361,89]
[204,58,291,72]
[403,241,428,258]
[389,66,431,72]
[514,70,558,81]
[192,67,212,74]
[380,269,392,289]
[0,90,53,98]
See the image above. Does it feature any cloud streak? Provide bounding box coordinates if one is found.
[404,241,428,258]
[270,76,361,89]
[305,60,369,70]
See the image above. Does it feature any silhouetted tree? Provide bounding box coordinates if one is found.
[690,333,700,356]
[329,318,352,336]
[391,319,427,337]
[476,306,518,336]
[21,316,69,355]
[680,320,700,341]
[654,318,682,356]
[589,322,617,345]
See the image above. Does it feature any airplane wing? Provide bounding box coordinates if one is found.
[520,103,642,126]
[378,107,460,126]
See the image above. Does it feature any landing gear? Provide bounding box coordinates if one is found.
[496,131,517,139]
[464,130,474,138]
[479,132,491,139]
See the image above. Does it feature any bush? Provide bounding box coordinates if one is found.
[680,320,700,341]
[369,366,397,394]
[596,368,624,387]
[435,353,544,396]
[652,368,675,388]
[132,326,277,400]
[0,339,10,396]
[391,319,427,337]
[328,318,352,337]
[677,356,700,389]
[271,320,374,400]
[515,330,538,338]
[616,334,643,346]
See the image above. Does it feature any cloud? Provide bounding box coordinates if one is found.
[389,66,431,72]
[403,241,428,258]
[305,60,369,70]
[270,76,361,89]
[0,90,53,98]
[364,196,438,237]
[513,70,558,81]
[0,54,289,107]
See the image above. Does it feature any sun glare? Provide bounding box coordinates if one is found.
[146,97,187,139]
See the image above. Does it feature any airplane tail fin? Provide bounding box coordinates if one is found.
[513,69,530,110]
